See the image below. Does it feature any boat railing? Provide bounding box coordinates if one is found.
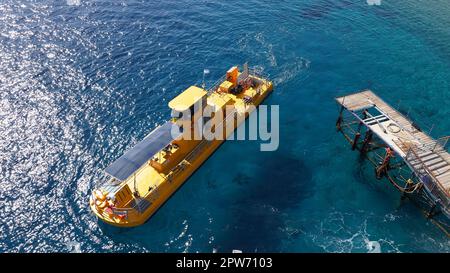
[94,174,122,193]
[206,67,270,95]
[96,163,158,218]
[102,206,139,221]
[207,75,227,94]
[110,108,245,217]
[165,108,240,182]
[112,140,219,218]
[248,67,270,79]
[186,113,235,161]
[108,197,149,219]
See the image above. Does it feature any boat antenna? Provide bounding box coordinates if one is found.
[202,68,210,90]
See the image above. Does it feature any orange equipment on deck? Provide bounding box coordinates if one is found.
[226,66,239,85]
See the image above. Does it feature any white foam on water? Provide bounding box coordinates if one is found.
[365,239,381,253]
[305,210,409,253]
[367,0,382,6]
[163,220,195,252]
[66,241,81,253]
[274,57,311,86]
[67,0,81,6]
[255,32,277,67]
[383,212,401,222]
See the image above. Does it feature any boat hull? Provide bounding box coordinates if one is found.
[91,76,273,227]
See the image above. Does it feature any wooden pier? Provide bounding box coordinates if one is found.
[336,90,450,236]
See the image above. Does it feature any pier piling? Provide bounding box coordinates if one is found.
[335,90,450,236]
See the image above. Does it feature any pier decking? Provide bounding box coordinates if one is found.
[336,90,450,233]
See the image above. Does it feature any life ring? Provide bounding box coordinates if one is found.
[94,190,106,201]
[107,200,115,207]
[387,123,401,134]
[104,207,114,216]
[97,200,108,210]
[115,214,126,221]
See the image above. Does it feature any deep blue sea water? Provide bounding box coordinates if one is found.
[1,0,450,252]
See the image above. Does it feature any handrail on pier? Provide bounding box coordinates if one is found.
[405,144,450,213]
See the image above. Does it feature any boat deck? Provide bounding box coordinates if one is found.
[336,90,450,195]
[91,69,274,226]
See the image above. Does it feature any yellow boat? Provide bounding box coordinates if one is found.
[89,64,273,227]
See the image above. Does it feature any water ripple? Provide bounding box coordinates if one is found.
[1,0,450,252]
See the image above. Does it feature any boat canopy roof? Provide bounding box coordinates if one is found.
[168,86,207,112]
[105,121,181,181]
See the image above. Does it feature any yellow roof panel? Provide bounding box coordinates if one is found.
[207,92,232,111]
[168,86,207,112]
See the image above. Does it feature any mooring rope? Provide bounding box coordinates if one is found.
[386,174,422,194]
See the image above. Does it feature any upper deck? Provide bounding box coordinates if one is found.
[336,90,450,197]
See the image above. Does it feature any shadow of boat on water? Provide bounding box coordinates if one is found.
[215,151,314,252]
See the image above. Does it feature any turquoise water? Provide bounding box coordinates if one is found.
[1,0,450,252]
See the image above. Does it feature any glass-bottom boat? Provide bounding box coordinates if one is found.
[90,64,273,227]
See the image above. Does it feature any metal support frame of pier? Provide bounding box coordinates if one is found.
[336,90,450,237]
